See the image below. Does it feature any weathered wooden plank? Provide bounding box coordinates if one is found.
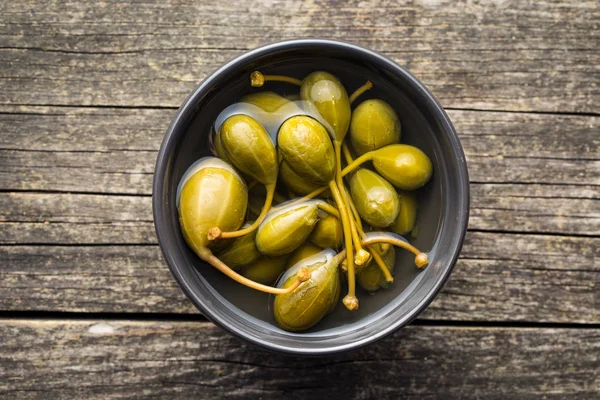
[451,109,599,160]
[0,106,168,152]
[0,194,152,224]
[468,157,599,188]
[1,106,598,195]
[0,1,598,112]
[2,106,598,156]
[0,150,157,195]
[0,246,190,314]
[1,184,597,245]
[435,230,600,323]
[1,320,598,399]
[3,149,598,197]
[0,193,155,244]
[1,106,599,236]
[468,184,600,235]
[1,230,597,323]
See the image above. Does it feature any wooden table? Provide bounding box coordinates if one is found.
[1,1,598,398]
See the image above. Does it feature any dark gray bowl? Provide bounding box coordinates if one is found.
[153,39,469,355]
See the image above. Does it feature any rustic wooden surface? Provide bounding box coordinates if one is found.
[0,0,598,398]
[1,320,599,399]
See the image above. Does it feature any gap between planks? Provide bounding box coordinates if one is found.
[0,310,599,329]
[1,103,599,117]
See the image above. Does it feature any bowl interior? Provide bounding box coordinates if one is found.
[154,41,468,355]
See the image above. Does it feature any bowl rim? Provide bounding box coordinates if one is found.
[153,38,470,355]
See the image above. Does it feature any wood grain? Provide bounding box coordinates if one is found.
[1,229,597,323]
[0,1,598,112]
[1,106,598,238]
[2,106,598,156]
[5,148,597,197]
[1,0,599,395]
[0,193,155,245]
[2,106,597,195]
[1,320,598,399]
[0,101,597,322]
[1,183,597,247]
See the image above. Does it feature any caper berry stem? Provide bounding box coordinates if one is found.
[349,212,371,267]
[336,243,392,283]
[366,245,394,283]
[210,183,276,240]
[286,186,328,206]
[329,181,358,310]
[333,249,347,265]
[340,143,368,240]
[250,71,303,88]
[342,188,370,266]
[346,191,367,239]
[278,149,369,207]
[346,191,393,284]
[342,142,355,166]
[349,80,373,104]
[340,152,373,176]
[316,202,340,219]
[335,141,369,266]
[197,247,311,295]
[361,233,429,269]
[333,141,361,310]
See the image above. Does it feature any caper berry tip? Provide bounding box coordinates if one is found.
[342,295,359,311]
[207,227,222,241]
[297,267,311,282]
[340,259,347,272]
[250,71,265,87]
[415,253,429,268]
[354,248,371,266]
